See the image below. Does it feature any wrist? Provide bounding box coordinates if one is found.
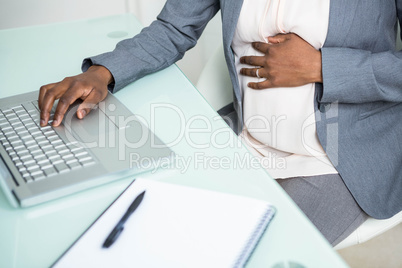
[87,65,114,85]
[312,50,323,83]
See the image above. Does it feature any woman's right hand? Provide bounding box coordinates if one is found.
[38,65,113,127]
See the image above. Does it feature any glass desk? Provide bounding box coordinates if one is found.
[0,14,348,268]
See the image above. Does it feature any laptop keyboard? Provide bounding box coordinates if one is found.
[0,102,95,183]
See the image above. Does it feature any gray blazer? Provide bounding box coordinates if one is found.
[83,0,402,219]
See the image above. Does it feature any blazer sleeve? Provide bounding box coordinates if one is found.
[81,0,220,93]
[320,4,402,104]
[320,48,402,104]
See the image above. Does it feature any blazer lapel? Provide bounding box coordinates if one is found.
[221,0,244,49]
[324,0,360,47]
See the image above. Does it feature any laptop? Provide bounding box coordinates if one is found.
[0,91,174,208]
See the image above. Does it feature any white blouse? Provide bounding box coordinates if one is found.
[232,0,338,178]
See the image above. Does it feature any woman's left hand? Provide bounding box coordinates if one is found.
[240,33,323,89]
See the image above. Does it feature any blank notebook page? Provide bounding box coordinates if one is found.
[53,178,275,268]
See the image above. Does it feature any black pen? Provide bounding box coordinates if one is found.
[102,190,146,248]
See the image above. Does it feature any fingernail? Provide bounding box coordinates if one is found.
[40,119,46,126]
[52,119,59,126]
[79,110,87,119]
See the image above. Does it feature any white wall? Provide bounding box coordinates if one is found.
[0,0,223,85]
[0,0,127,29]
[128,1,223,85]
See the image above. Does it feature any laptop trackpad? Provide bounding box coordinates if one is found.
[63,106,117,144]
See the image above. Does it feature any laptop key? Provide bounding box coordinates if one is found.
[40,125,51,131]
[33,129,44,136]
[24,159,36,166]
[21,135,35,143]
[30,149,43,156]
[8,118,19,125]
[26,124,38,130]
[38,140,51,146]
[25,176,34,184]
[17,149,30,157]
[31,114,40,121]
[13,123,24,130]
[55,144,68,151]
[1,125,12,131]
[74,151,89,158]
[62,154,74,160]
[31,170,44,178]
[14,160,23,167]
[66,158,78,164]
[27,165,40,172]
[4,130,16,137]
[41,145,53,151]
[1,140,9,147]
[34,136,46,142]
[19,166,27,173]
[21,171,33,184]
[41,163,53,170]
[49,155,63,161]
[48,154,61,161]
[26,140,37,147]
[43,130,56,137]
[47,136,59,142]
[51,140,63,146]
[15,124,27,131]
[43,167,57,177]
[27,144,40,150]
[59,149,70,156]
[13,104,24,109]
[8,136,20,144]
[17,112,29,118]
[37,158,51,166]
[0,123,10,130]
[54,162,69,173]
[5,113,18,120]
[71,147,84,153]
[42,164,53,171]
[45,150,57,156]
[46,134,59,141]
[68,161,81,169]
[51,158,63,165]
[20,155,34,162]
[26,101,39,112]
[11,140,24,148]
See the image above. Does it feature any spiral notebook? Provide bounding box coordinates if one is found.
[52,178,276,268]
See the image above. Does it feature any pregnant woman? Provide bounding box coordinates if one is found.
[38,0,402,246]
